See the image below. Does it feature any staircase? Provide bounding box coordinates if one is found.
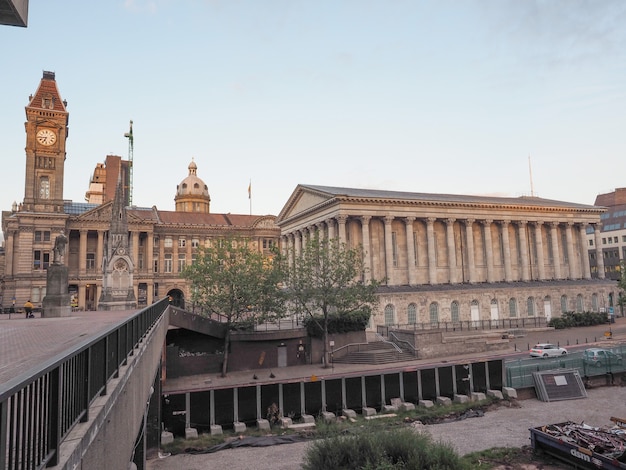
[332,342,416,365]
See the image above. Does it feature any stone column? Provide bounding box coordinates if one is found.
[361,216,372,280]
[326,218,336,240]
[158,237,165,274]
[186,236,192,270]
[426,218,437,284]
[501,221,513,282]
[533,222,546,280]
[5,231,14,276]
[132,231,140,270]
[482,220,494,283]
[405,217,417,285]
[445,219,457,284]
[337,215,348,244]
[147,282,154,304]
[79,230,87,275]
[594,224,605,279]
[384,216,394,286]
[550,222,562,279]
[464,219,476,283]
[518,221,530,281]
[579,224,592,279]
[147,232,154,274]
[295,231,302,258]
[565,222,577,279]
[96,230,104,273]
[172,237,179,274]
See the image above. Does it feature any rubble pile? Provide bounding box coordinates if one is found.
[539,421,626,461]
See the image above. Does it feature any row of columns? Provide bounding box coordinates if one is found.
[282,215,606,284]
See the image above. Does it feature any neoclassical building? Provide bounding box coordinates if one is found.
[277,185,617,328]
[1,71,280,311]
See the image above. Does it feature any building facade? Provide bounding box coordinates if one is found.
[1,71,280,311]
[277,185,617,328]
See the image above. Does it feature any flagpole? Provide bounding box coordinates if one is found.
[248,179,252,215]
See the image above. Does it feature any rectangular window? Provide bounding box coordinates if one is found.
[178,238,186,248]
[191,238,200,248]
[34,250,50,270]
[164,237,173,248]
[589,239,594,246]
[602,238,607,244]
[153,237,160,247]
[34,231,51,243]
[154,283,159,298]
[138,253,144,270]
[86,253,95,269]
[164,254,172,273]
[153,256,159,273]
[178,253,186,272]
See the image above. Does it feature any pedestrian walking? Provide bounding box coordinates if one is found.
[24,300,34,318]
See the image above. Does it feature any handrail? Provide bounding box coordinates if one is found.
[389,331,418,356]
[0,297,169,470]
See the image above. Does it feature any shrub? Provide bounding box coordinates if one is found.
[302,427,468,470]
[548,311,608,329]
[303,310,370,337]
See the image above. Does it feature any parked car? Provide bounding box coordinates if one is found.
[583,348,622,367]
[529,343,568,358]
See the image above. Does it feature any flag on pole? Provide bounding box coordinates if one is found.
[248,180,251,199]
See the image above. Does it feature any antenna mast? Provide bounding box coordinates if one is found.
[528,154,535,197]
[124,120,134,205]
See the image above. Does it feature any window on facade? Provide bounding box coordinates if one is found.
[591,294,598,312]
[178,238,186,248]
[154,283,159,298]
[191,238,200,248]
[527,297,535,316]
[451,301,460,323]
[429,303,439,324]
[34,231,51,242]
[164,237,173,248]
[384,304,394,326]
[192,253,197,265]
[39,177,50,199]
[153,256,159,273]
[560,295,568,313]
[164,254,172,273]
[576,294,584,313]
[589,239,594,246]
[508,298,517,317]
[153,237,160,247]
[138,253,144,270]
[86,253,95,269]
[205,238,212,248]
[407,303,417,324]
[178,253,186,272]
[413,232,418,266]
[602,238,607,244]
[33,250,50,270]
[391,231,398,267]
[608,238,613,244]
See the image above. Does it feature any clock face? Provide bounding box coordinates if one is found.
[36,129,57,146]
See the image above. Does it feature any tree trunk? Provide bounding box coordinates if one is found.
[221,329,231,377]
[322,316,329,368]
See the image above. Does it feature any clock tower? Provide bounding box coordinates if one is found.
[23,71,69,213]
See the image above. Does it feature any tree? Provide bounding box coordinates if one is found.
[181,237,286,377]
[618,261,626,316]
[285,237,381,367]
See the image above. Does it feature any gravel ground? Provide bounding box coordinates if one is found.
[147,385,625,470]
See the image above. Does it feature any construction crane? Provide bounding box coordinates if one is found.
[124,120,134,206]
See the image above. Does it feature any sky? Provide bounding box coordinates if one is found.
[1,0,625,219]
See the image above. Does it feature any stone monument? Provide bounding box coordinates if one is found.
[42,230,71,317]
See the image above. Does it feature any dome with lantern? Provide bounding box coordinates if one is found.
[175,159,211,213]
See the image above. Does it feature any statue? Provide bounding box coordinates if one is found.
[53,230,68,265]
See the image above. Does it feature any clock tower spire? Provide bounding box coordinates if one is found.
[23,71,69,213]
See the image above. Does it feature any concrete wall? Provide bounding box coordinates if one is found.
[393,329,509,359]
[55,309,169,470]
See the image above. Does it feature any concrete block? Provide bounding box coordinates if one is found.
[418,400,434,408]
[279,417,293,429]
[321,411,335,423]
[381,404,397,413]
[161,431,174,445]
[436,396,452,406]
[209,425,222,436]
[233,422,246,433]
[471,392,486,402]
[487,389,504,399]
[502,387,518,399]
[342,409,357,419]
[302,414,315,423]
[257,419,270,431]
[390,398,403,407]
[362,407,377,417]
[399,402,415,411]
[288,422,316,430]
[365,413,397,420]
[185,427,199,439]
[453,394,469,404]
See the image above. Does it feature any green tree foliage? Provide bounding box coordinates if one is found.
[285,237,381,367]
[181,238,286,377]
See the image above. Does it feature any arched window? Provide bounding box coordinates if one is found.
[429,303,439,324]
[576,294,584,313]
[527,297,535,317]
[509,298,517,317]
[560,295,568,313]
[451,301,460,323]
[39,176,50,199]
[384,304,395,326]
[591,293,598,312]
[407,303,417,324]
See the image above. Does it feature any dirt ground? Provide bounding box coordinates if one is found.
[147,384,625,470]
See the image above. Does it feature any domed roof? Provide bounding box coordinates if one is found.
[176,159,209,197]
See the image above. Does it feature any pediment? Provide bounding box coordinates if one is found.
[75,202,113,221]
[276,185,334,222]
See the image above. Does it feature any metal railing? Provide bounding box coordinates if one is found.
[0,298,169,470]
[388,331,418,357]
[377,317,548,337]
